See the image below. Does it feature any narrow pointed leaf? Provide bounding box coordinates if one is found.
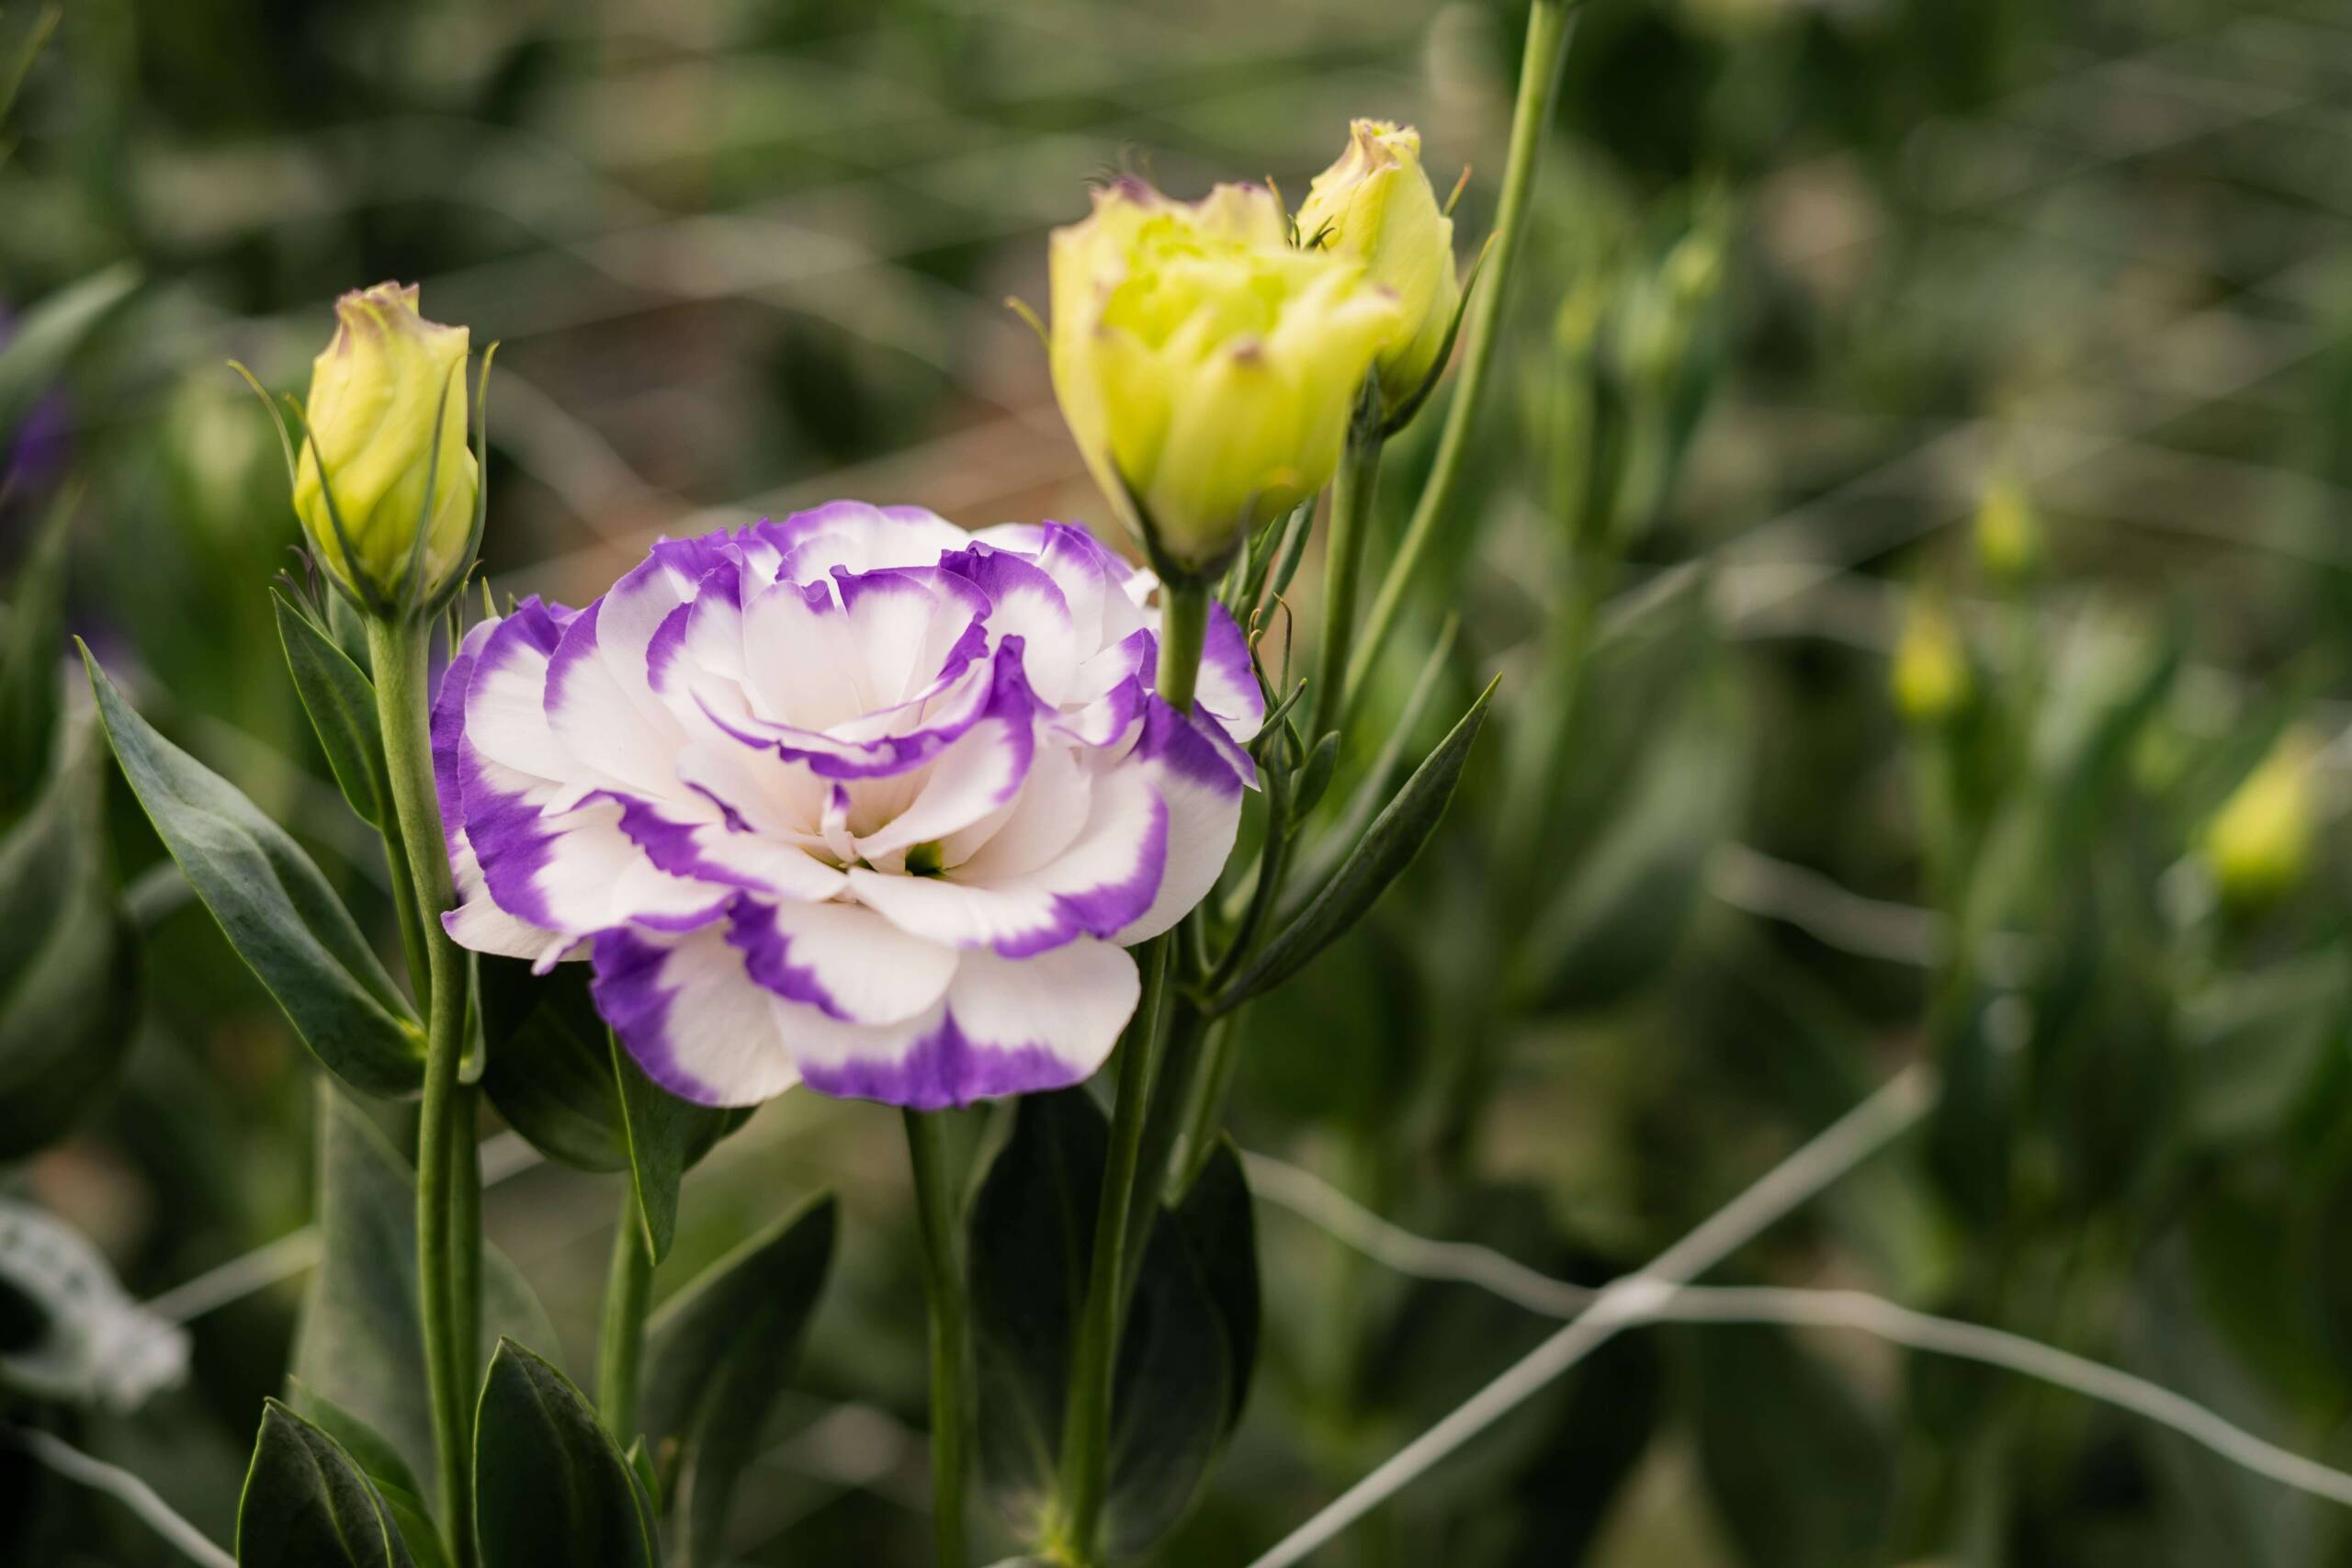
[0,497,71,819]
[235,1401,417,1568]
[640,1192,837,1562]
[274,589,387,828]
[0,263,137,448]
[474,1339,660,1568]
[83,646,425,1097]
[0,717,137,1157]
[1214,677,1498,1010]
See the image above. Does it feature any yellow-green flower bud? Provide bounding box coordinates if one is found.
[1049,178,1400,574]
[1296,120,1462,418]
[2203,728,2316,908]
[1973,478,2041,584]
[292,282,477,609]
[1891,595,1969,725]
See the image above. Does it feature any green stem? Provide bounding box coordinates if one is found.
[1340,0,1577,728]
[379,817,433,1017]
[1170,1012,1239,1194]
[450,1082,481,1399]
[1157,580,1210,715]
[1049,940,1170,1565]
[1117,985,1200,1298]
[366,616,477,1568]
[903,1109,969,1568]
[1310,423,1383,739]
[595,1182,652,1445]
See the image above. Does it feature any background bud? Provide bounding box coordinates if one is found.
[1048,178,1399,573]
[2203,728,2317,908]
[1973,476,2042,584]
[1297,120,1461,418]
[292,282,476,608]
[1891,594,1970,725]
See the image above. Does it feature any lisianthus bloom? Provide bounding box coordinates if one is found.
[435,502,1263,1109]
[1296,120,1461,417]
[293,282,477,607]
[1049,178,1399,574]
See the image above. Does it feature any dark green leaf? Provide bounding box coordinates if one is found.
[478,957,632,1174]
[0,717,138,1158]
[1511,671,1737,1010]
[1925,987,2018,1232]
[84,646,425,1097]
[0,263,137,450]
[290,1086,563,1517]
[1170,1138,1259,1434]
[288,1382,480,1568]
[473,1339,659,1568]
[1281,616,1458,912]
[967,1089,1229,1557]
[0,497,71,820]
[2178,951,2346,1149]
[612,1031,742,1263]
[274,590,387,829]
[640,1192,836,1562]
[1214,678,1497,1011]
[1687,1324,1892,1568]
[235,1400,417,1568]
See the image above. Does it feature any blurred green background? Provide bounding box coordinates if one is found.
[12,0,2352,1562]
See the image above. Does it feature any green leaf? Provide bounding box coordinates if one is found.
[274,590,388,829]
[83,646,425,1097]
[0,716,138,1158]
[283,1383,451,1568]
[0,263,137,451]
[640,1192,836,1562]
[290,1086,563,1517]
[2178,950,2346,1149]
[1512,665,1738,1010]
[477,957,632,1174]
[235,1400,417,1568]
[1170,1138,1259,1435]
[1687,1325,1892,1568]
[967,1089,1230,1558]
[0,496,71,821]
[474,1339,660,1568]
[612,1030,743,1263]
[1213,678,1497,1011]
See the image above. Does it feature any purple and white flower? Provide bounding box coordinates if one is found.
[434,502,1263,1110]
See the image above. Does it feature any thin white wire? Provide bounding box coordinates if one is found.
[1240,1063,1935,1568]
[141,1131,544,1324]
[1245,1150,2352,1513]
[3,1428,235,1568]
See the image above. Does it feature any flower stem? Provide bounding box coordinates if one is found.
[366,616,477,1568]
[1340,0,1577,729]
[596,1181,652,1445]
[903,1109,969,1568]
[1311,420,1383,740]
[1049,940,1170,1565]
[1157,579,1211,715]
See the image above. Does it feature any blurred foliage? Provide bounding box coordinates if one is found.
[7,0,2352,1563]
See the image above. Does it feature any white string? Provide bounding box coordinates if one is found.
[1244,1122,2352,1562]
[141,1131,544,1324]
[3,1427,235,1568]
[1240,1064,1935,1568]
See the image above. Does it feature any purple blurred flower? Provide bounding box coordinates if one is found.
[0,303,72,499]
